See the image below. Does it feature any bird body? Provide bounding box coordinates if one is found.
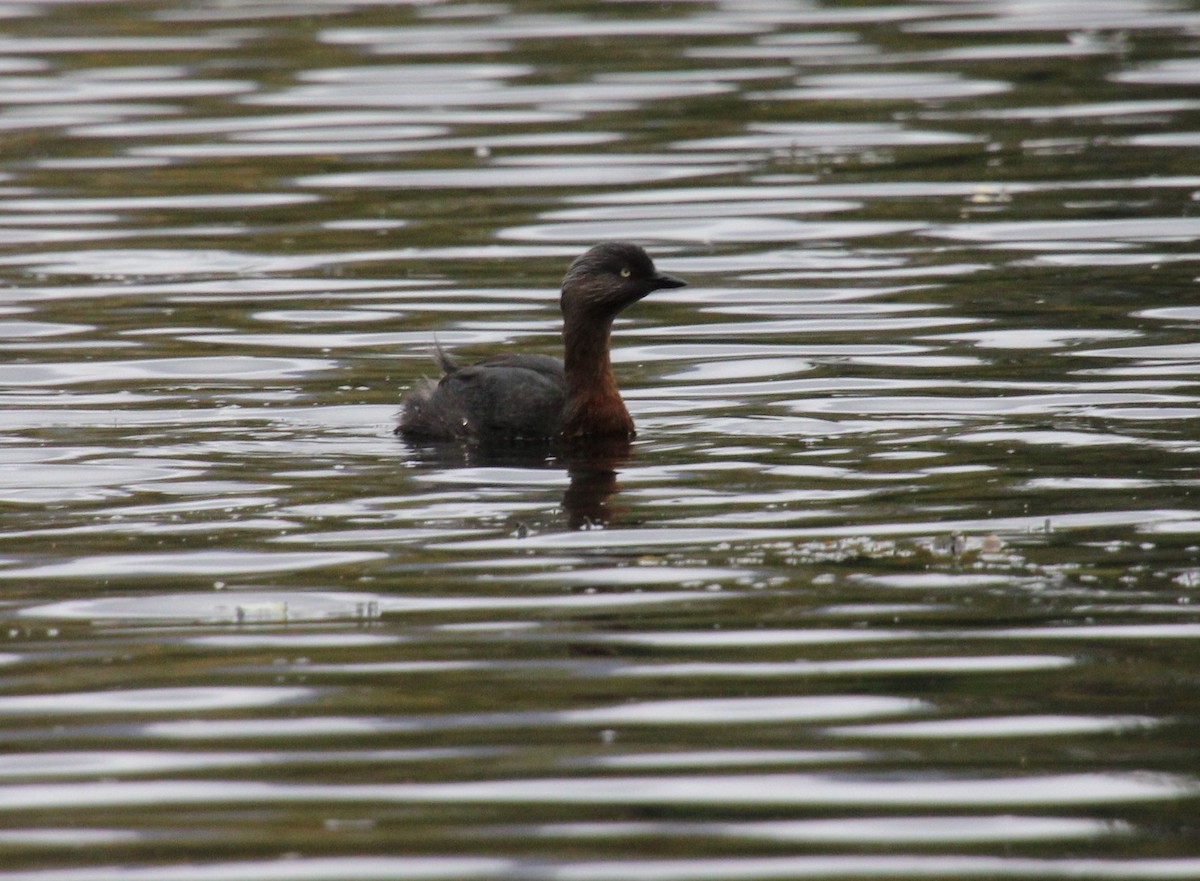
[400,350,565,440]
[397,242,684,443]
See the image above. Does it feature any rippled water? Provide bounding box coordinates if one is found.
[2,0,1200,878]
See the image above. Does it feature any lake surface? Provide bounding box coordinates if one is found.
[2,0,1200,878]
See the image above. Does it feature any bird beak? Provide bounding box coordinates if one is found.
[651,272,686,290]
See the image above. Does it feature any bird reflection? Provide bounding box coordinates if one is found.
[560,435,633,529]
[401,435,633,530]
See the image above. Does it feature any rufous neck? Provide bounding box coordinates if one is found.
[561,315,634,438]
[563,317,616,392]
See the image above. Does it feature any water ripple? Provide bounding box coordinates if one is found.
[0,687,309,716]
[755,72,1011,102]
[0,770,1184,811]
[0,550,384,580]
[9,854,1200,881]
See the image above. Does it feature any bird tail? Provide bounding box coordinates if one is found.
[432,337,457,375]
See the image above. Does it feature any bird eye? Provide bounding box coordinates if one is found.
[619,267,631,278]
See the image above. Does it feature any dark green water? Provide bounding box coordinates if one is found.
[1,1,1200,878]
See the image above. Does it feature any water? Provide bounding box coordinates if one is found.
[1,0,1200,877]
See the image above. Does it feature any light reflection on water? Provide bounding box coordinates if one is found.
[0,0,1199,877]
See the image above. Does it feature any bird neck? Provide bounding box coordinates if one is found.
[561,315,634,439]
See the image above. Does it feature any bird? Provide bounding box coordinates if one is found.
[396,241,685,443]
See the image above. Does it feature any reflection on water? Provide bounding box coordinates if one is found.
[1,0,1200,878]
[406,434,635,529]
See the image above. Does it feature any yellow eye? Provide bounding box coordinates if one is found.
[620,267,631,278]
